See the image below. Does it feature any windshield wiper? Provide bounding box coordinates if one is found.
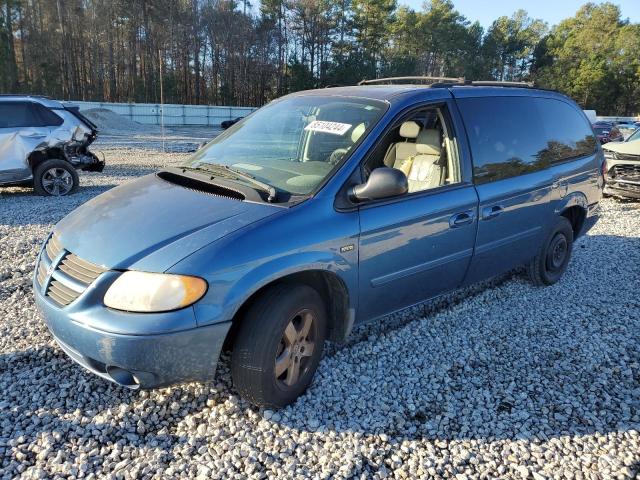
[183,164,278,202]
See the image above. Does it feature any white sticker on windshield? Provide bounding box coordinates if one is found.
[304,120,352,136]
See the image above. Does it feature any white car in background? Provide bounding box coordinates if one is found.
[0,95,104,196]
[602,128,640,199]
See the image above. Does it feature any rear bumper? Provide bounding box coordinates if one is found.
[35,287,231,389]
[73,151,105,173]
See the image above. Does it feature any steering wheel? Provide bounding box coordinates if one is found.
[328,148,349,165]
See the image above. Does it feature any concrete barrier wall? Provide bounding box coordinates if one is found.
[65,101,257,126]
[596,116,640,122]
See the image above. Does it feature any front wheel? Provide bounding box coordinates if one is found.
[231,284,327,408]
[33,159,79,196]
[527,216,574,286]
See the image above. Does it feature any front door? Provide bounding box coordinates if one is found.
[357,185,479,321]
[355,103,479,322]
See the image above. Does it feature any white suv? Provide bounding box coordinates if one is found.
[0,95,104,196]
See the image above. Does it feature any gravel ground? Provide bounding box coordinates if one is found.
[1,146,639,479]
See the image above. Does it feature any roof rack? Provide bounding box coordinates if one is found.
[358,76,464,86]
[357,77,535,88]
[432,80,534,88]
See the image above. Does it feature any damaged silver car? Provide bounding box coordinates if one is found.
[0,95,104,196]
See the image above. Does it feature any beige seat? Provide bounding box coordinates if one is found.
[383,121,421,168]
[402,129,444,193]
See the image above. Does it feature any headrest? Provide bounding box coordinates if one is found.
[416,129,441,155]
[351,123,366,143]
[399,121,420,139]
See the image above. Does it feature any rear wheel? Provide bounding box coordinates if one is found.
[527,216,574,286]
[231,284,327,408]
[33,159,79,196]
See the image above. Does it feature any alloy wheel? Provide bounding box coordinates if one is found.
[275,309,316,387]
[41,168,74,196]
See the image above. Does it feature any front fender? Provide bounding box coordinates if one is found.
[191,250,357,328]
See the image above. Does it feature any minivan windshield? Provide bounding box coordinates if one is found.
[186,95,387,199]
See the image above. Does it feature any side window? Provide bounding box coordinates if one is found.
[533,98,596,164]
[0,102,39,128]
[31,104,64,127]
[458,96,597,184]
[457,97,546,183]
[362,106,462,194]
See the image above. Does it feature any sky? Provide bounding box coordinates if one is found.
[399,0,640,28]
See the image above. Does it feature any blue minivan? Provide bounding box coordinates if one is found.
[34,80,603,407]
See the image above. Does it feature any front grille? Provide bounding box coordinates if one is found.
[36,234,107,307]
[613,164,640,180]
[614,153,640,162]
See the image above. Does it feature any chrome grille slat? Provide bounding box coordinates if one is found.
[63,254,106,278]
[51,269,87,293]
[48,280,80,303]
[47,285,79,306]
[58,261,98,285]
[37,234,107,307]
[36,262,47,286]
[45,234,63,261]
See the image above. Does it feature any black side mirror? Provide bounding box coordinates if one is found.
[349,167,408,202]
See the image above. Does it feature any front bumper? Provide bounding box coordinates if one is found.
[604,181,640,199]
[34,286,231,389]
[604,157,640,199]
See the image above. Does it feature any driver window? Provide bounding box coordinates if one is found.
[362,106,461,194]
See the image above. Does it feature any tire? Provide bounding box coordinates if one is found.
[527,216,574,286]
[33,159,79,196]
[231,284,327,408]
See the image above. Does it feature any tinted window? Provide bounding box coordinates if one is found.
[0,102,40,128]
[458,97,597,183]
[32,104,63,126]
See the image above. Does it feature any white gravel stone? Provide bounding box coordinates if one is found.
[1,140,639,479]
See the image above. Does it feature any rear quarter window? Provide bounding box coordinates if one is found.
[458,96,596,184]
[32,104,64,127]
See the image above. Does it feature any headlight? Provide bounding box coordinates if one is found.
[104,271,207,312]
[603,150,617,160]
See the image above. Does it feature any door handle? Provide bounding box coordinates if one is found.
[449,210,475,228]
[481,205,504,220]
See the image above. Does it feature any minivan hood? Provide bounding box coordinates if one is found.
[55,173,280,271]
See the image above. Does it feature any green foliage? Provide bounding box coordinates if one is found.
[534,2,640,115]
[483,10,548,81]
[352,0,396,73]
[0,0,637,114]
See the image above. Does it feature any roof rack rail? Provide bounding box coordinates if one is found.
[357,77,535,88]
[358,76,465,86]
[470,80,534,87]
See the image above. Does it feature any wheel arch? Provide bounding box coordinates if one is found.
[223,268,354,351]
[28,147,67,172]
[556,192,588,238]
